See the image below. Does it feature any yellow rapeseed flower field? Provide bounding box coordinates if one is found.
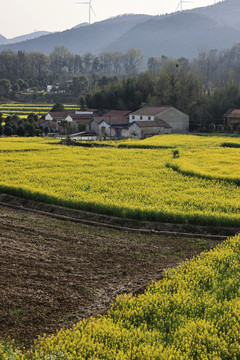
[0,135,239,227]
[1,134,240,358]
[0,103,79,118]
[3,232,240,359]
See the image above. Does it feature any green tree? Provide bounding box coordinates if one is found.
[72,75,89,96]
[4,125,13,136]
[79,95,87,110]
[43,126,49,136]
[17,79,29,91]
[16,126,25,136]
[123,48,144,76]
[0,78,11,97]
[78,123,86,132]
[49,46,72,74]
[51,103,65,112]
[24,122,36,136]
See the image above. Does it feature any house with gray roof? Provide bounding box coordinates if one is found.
[129,119,172,139]
[129,106,189,135]
[90,106,189,138]
[90,110,131,137]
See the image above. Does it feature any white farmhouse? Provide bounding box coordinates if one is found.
[129,106,189,135]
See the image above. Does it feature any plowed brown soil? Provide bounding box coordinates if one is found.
[0,205,223,348]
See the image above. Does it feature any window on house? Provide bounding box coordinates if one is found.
[132,116,135,120]
[148,116,151,120]
[140,116,143,120]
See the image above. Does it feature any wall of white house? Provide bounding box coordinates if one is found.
[99,121,111,135]
[65,115,74,122]
[159,108,189,133]
[90,120,99,134]
[129,115,154,123]
[141,126,171,138]
[129,123,172,139]
[45,113,53,121]
[128,123,142,138]
[121,129,130,137]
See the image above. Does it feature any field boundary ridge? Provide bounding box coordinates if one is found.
[0,193,237,239]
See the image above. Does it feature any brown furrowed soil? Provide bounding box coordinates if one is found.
[0,205,224,348]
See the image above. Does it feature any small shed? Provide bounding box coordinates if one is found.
[129,120,172,138]
[223,109,240,130]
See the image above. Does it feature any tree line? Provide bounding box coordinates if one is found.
[2,43,240,130]
[0,47,144,91]
[86,55,240,130]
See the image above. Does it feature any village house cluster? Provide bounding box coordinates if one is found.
[43,105,190,139]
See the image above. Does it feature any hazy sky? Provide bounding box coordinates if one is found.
[2,0,217,38]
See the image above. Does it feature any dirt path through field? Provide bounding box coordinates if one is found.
[0,204,224,348]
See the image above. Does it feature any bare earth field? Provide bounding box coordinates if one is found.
[0,205,224,349]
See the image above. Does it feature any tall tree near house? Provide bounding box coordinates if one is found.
[0,50,16,82]
[91,57,101,74]
[15,50,27,80]
[147,55,168,74]
[73,55,84,75]
[123,48,144,76]
[111,51,124,75]
[99,51,114,75]
[49,46,72,74]
[28,52,49,84]
[82,52,94,75]
[0,78,11,97]
[72,75,90,96]
[190,109,212,131]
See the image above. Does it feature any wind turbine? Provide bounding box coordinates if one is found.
[75,0,96,24]
[175,0,193,11]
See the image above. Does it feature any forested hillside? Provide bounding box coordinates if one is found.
[0,15,152,55]
[0,1,239,59]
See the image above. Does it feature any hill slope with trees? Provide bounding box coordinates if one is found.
[0,1,240,59]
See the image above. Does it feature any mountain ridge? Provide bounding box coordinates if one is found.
[0,1,239,59]
[0,31,50,45]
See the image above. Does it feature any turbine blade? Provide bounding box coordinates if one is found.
[90,5,97,18]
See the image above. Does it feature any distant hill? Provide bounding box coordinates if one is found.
[0,31,50,45]
[0,1,240,59]
[0,34,7,45]
[72,22,90,29]
[195,0,240,31]
[0,14,152,55]
[106,11,240,59]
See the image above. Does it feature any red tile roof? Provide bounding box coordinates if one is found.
[68,114,94,121]
[47,112,74,119]
[224,109,240,119]
[130,106,171,116]
[106,110,131,117]
[93,115,129,125]
[130,119,171,128]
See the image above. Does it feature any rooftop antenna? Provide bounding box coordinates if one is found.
[175,0,193,11]
[75,0,97,24]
